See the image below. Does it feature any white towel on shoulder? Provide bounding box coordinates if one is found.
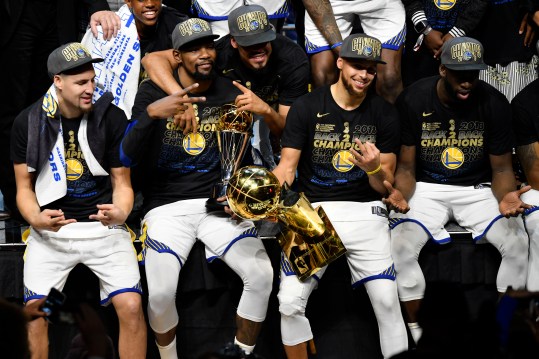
[34,86,108,206]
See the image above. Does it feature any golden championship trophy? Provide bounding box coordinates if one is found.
[206,104,253,211]
[226,166,347,281]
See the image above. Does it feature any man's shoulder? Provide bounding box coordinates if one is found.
[271,34,309,68]
[512,78,539,106]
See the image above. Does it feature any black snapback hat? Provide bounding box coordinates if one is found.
[47,42,103,78]
[228,5,276,47]
[172,18,219,50]
[440,37,488,71]
[339,33,386,64]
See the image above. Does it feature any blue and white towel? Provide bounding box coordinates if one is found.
[81,4,141,119]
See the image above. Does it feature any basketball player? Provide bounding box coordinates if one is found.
[387,37,531,344]
[10,42,146,358]
[512,77,539,292]
[141,4,309,168]
[272,33,408,359]
[302,0,406,103]
[120,19,273,358]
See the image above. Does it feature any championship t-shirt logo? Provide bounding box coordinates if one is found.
[434,0,456,11]
[66,159,84,180]
[441,147,464,169]
[183,133,205,155]
[332,150,354,172]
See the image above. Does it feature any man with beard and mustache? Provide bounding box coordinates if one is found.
[141,4,309,169]
[10,42,147,358]
[271,33,408,359]
[386,37,531,344]
[120,18,273,359]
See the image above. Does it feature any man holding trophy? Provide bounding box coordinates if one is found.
[120,18,273,358]
[271,33,408,359]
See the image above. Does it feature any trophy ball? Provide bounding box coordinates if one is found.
[226,166,281,220]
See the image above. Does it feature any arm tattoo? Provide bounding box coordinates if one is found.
[303,0,343,45]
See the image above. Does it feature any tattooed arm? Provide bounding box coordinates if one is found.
[517,142,539,189]
[302,0,343,56]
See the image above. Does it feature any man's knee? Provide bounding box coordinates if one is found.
[278,291,307,318]
[113,293,144,320]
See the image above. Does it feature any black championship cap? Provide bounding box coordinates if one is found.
[172,18,219,50]
[47,42,103,78]
[339,33,386,64]
[228,5,276,47]
[440,37,488,71]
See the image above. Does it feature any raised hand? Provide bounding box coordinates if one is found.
[382,181,410,213]
[90,11,121,40]
[349,139,381,174]
[233,81,270,116]
[147,83,206,126]
[499,185,532,218]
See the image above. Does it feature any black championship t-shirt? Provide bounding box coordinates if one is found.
[397,76,513,185]
[215,33,309,107]
[11,104,127,221]
[281,86,400,203]
[122,74,242,213]
[512,78,539,146]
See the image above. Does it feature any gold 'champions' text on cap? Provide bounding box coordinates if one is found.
[351,37,381,58]
[450,42,482,62]
[62,43,90,62]
[236,11,268,33]
[178,18,211,36]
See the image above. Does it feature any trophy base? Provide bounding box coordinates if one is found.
[277,206,347,281]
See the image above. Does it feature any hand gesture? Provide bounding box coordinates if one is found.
[147,83,206,125]
[173,102,199,135]
[89,204,128,226]
[499,185,532,218]
[233,81,270,116]
[349,139,381,174]
[382,181,410,214]
[32,209,77,232]
[90,11,121,40]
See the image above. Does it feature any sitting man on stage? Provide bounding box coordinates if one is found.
[10,42,146,358]
[388,36,530,344]
[272,33,408,359]
[120,18,273,358]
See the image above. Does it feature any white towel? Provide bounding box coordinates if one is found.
[34,86,108,206]
[81,4,141,119]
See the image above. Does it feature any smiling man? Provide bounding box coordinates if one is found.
[387,37,531,344]
[141,4,309,169]
[272,33,407,359]
[10,42,146,358]
[120,18,273,358]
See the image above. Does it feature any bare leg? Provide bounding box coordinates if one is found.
[284,342,308,359]
[376,46,403,104]
[403,299,422,324]
[236,315,263,346]
[27,314,48,359]
[155,327,177,347]
[310,50,338,88]
[112,292,147,358]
